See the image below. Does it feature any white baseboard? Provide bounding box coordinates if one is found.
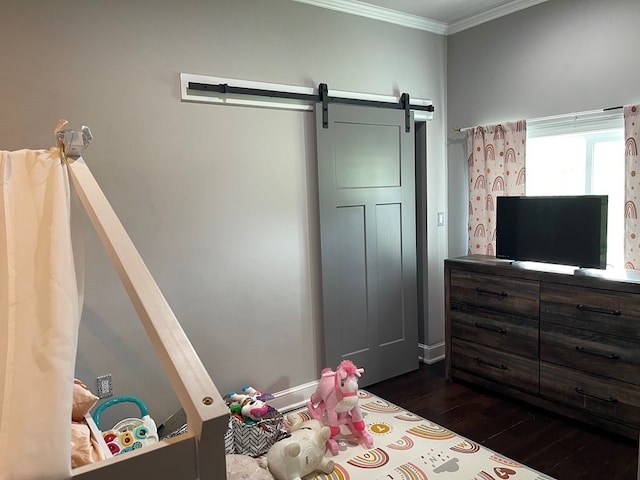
[268,380,320,413]
[418,341,445,364]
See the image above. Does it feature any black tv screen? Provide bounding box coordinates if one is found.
[496,195,608,269]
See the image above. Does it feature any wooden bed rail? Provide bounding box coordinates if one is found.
[66,156,229,479]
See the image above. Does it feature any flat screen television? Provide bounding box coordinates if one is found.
[495,195,608,269]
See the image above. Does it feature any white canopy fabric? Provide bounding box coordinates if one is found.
[0,148,83,479]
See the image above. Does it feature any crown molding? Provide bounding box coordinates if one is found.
[292,0,448,35]
[448,0,549,34]
[292,0,549,35]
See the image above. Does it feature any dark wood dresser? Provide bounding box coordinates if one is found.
[445,255,640,439]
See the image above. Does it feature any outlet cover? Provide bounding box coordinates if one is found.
[96,374,113,399]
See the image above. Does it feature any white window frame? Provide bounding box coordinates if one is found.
[526,109,624,269]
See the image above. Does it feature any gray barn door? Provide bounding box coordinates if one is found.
[315,103,419,387]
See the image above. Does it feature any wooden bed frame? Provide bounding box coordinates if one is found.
[65,155,229,479]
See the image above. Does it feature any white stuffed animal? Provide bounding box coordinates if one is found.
[260,418,334,480]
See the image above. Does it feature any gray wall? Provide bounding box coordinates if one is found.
[0,0,447,426]
[446,0,640,257]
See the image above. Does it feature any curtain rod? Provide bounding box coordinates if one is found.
[452,106,623,133]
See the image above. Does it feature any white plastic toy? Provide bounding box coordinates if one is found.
[260,418,334,480]
[93,396,158,456]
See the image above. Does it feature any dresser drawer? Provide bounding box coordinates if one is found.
[451,338,539,394]
[450,270,539,318]
[540,362,640,429]
[540,282,640,338]
[540,322,640,385]
[450,304,538,358]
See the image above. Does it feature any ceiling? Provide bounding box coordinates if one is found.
[293,0,549,34]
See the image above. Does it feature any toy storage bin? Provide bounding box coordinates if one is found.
[225,408,287,457]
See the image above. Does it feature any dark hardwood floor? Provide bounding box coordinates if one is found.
[366,362,638,480]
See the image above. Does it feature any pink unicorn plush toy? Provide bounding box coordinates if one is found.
[307,359,373,454]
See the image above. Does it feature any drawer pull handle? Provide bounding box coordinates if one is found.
[576,304,622,316]
[476,357,507,370]
[575,345,620,360]
[475,322,507,335]
[574,387,618,403]
[476,287,508,297]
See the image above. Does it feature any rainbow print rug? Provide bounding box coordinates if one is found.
[287,390,555,480]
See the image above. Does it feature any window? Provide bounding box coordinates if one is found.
[526,112,624,269]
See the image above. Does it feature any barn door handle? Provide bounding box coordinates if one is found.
[476,287,508,297]
[476,358,507,370]
[475,322,507,335]
[575,345,620,360]
[575,387,618,403]
[576,304,622,316]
